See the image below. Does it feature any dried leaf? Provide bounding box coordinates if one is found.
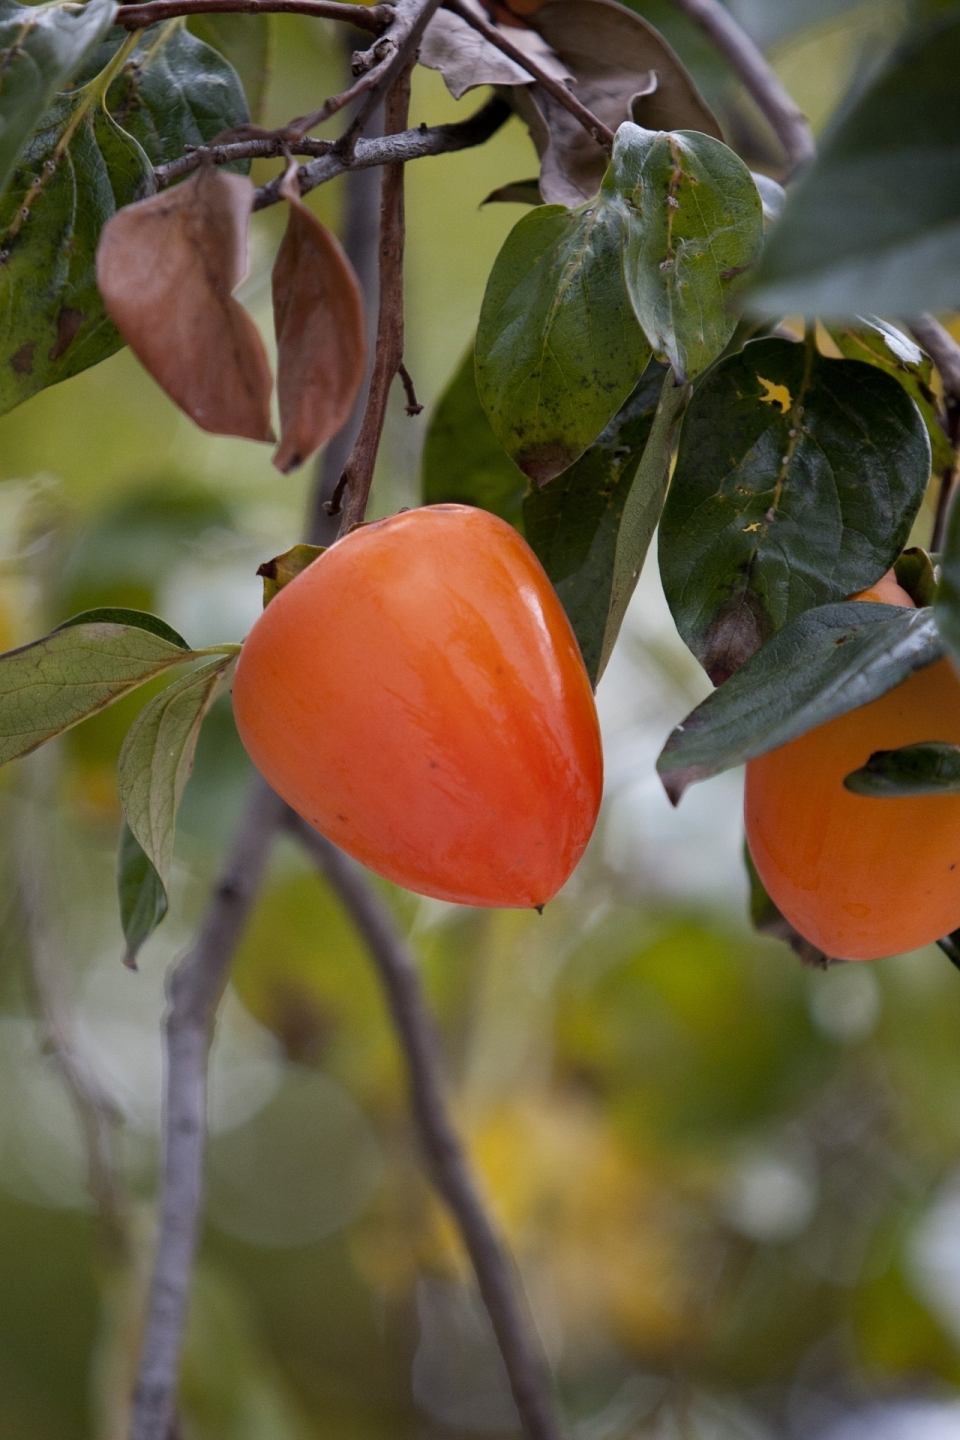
[420,0,571,100]
[482,178,543,206]
[271,166,367,474]
[96,163,274,440]
[517,0,722,206]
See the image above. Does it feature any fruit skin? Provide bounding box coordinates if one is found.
[232,504,603,908]
[745,576,960,961]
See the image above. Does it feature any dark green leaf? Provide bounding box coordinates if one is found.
[844,741,960,797]
[117,821,168,968]
[657,601,942,803]
[827,316,953,476]
[935,485,960,667]
[118,654,235,886]
[422,344,527,529]
[0,81,154,416]
[476,200,652,485]
[55,606,191,649]
[524,359,670,683]
[607,122,763,381]
[744,841,828,967]
[658,337,931,683]
[0,620,202,766]
[0,0,115,202]
[104,20,251,170]
[749,11,960,316]
[186,12,270,121]
[482,179,542,207]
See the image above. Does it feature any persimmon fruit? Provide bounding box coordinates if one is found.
[232,504,603,908]
[745,572,960,961]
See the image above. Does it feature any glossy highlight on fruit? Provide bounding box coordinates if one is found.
[745,573,960,961]
[233,504,603,907]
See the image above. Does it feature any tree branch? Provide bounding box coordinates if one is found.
[152,93,511,193]
[329,62,413,528]
[667,0,815,178]
[442,0,614,152]
[128,778,287,1440]
[116,0,389,31]
[286,813,564,1440]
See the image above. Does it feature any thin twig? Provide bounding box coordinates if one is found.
[334,63,413,529]
[17,783,129,1266]
[667,0,815,178]
[128,779,287,1440]
[443,0,614,152]
[287,813,564,1440]
[909,316,960,552]
[398,361,423,415]
[283,0,443,144]
[127,133,386,1439]
[909,314,960,402]
[153,94,511,194]
[116,0,389,30]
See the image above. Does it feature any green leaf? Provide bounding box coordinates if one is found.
[935,485,960,667]
[102,20,251,170]
[657,601,942,804]
[186,12,270,121]
[0,82,154,416]
[0,619,201,766]
[606,122,763,382]
[658,337,931,683]
[749,10,960,316]
[895,546,938,608]
[117,821,168,968]
[55,606,190,648]
[117,653,235,887]
[257,544,325,606]
[422,344,527,529]
[523,359,672,683]
[476,199,652,485]
[0,0,115,202]
[827,316,953,476]
[844,742,960,798]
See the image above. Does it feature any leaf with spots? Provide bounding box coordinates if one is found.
[0,0,115,203]
[476,199,652,485]
[607,122,763,381]
[0,60,155,419]
[658,336,931,683]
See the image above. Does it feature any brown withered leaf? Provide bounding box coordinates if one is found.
[515,0,723,206]
[420,0,572,99]
[271,164,367,474]
[96,165,274,441]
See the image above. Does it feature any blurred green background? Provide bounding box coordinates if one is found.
[5,3,960,1438]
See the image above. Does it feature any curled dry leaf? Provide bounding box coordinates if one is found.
[96,163,274,440]
[515,0,722,206]
[271,164,367,474]
[420,0,571,100]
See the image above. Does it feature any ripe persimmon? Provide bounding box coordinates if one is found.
[745,572,960,961]
[232,504,603,908]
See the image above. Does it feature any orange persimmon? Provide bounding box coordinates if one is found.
[232,504,603,908]
[745,571,960,960]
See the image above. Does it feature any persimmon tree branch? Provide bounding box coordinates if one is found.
[128,777,287,1440]
[910,314,960,403]
[153,93,512,193]
[442,0,615,151]
[286,813,564,1440]
[667,0,815,178]
[330,62,413,528]
[116,0,389,31]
